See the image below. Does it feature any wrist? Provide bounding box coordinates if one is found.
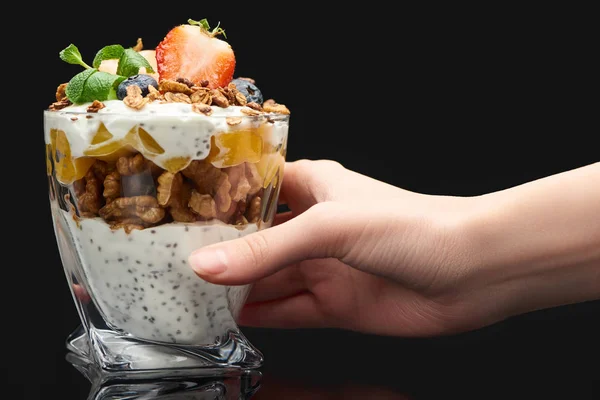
[456,176,600,323]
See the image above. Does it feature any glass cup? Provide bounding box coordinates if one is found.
[44,106,288,372]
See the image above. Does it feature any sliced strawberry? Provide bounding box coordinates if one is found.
[156,24,235,89]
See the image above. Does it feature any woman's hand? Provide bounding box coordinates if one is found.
[188,160,600,337]
[188,160,487,336]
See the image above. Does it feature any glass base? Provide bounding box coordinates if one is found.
[67,324,263,374]
[66,349,262,399]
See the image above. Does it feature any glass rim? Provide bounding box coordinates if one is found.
[43,108,290,122]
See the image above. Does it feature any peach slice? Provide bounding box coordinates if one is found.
[83,125,190,173]
[49,129,95,184]
[90,123,114,145]
[163,156,192,173]
[206,129,263,168]
[83,126,139,162]
[127,128,165,155]
[46,144,53,176]
[83,140,137,162]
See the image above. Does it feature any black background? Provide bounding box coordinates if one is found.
[4,3,599,399]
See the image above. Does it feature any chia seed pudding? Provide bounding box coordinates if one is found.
[58,209,257,344]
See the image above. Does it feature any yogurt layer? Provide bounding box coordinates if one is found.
[57,208,257,345]
[43,100,288,171]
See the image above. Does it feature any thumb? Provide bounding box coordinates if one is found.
[187,203,342,285]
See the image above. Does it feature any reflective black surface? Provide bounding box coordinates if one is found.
[6,307,600,399]
[8,2,599,399]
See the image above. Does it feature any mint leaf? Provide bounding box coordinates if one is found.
[92,45,125,68]
[65,69,97,103]
[82,72,125,102]
[65,70,125,104]
[117,48,154,77]
[59,44,92,69]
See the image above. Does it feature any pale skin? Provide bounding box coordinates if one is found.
[188,160,600,337]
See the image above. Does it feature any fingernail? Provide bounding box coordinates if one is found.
[188,248,228,275]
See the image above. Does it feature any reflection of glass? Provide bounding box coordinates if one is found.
[46,108,288,371]
[68,349,412,400]
[67,351,262,399]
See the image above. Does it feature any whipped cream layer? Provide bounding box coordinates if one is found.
[44,100,289,170]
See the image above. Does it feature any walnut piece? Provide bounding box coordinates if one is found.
[56,83,68,101]
[246,196,262,223]
[188,191,216,219]
[123,85,149,110]
[91,160,111,180]
[171,180,197,222]
[49,98,71,111]
[245,163,263,195]
[109,219,146,234]
[157,172,197,222]
[76,161,110,215]
[182,160,223,194]
[214,174,232,213]
[99,196,165,224]
[227,163,252,202]
[87,100,105,113]
[76,170,102,215]
[117,154,147,176]
[156,171,178,207]
[103,171,121,204]
[184,161,232,213]
[169,186,197,222]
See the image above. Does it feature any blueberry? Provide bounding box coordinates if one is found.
[117,75,159,100]
[231,78,263,105]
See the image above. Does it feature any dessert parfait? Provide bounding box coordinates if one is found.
[45,19,289,372]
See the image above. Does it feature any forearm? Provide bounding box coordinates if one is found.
[462,162,600,321]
